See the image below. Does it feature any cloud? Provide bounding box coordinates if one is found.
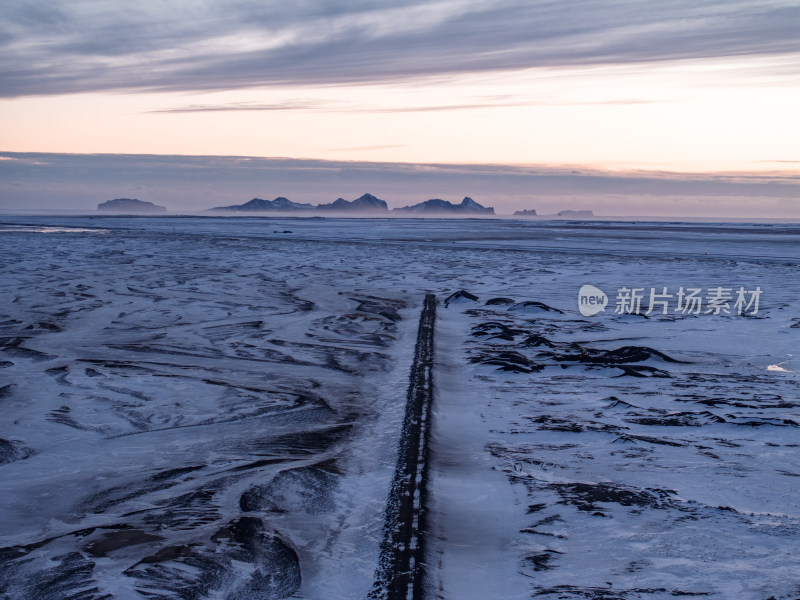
[150,97,659,114]
[1,1,798,97]
[149,100,333,113]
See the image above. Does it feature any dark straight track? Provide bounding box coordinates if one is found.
[369,294,437,600]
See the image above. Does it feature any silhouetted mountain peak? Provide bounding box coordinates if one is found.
[317,193,388,212]
[394,197,494,214]
[98,198,166,213]
[213,197,314,211]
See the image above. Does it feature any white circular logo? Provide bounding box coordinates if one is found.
[578,284,608,316]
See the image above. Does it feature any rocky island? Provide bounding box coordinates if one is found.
[211,193,387,213]
[97,198,166,213]
[210,194,493,215]
[393,197,493,215]
[210,197,314,212]
[316,193,388,213]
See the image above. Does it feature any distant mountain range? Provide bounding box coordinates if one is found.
[317,193,388,212]
[97,198,166,213]
[394,197,493,215]
[96,196,591,217]
[211,193,387,213]
[212,197,315,212]
[211,194,493,214]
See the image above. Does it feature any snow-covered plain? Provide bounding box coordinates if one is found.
[0,216,798,599]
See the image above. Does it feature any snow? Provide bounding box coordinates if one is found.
[0,216,798,599]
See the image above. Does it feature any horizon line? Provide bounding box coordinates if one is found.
[2,150,799,180]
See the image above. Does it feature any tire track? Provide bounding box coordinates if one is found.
[370,294,436,600]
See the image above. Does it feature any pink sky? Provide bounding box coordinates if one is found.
[0,1,797,215]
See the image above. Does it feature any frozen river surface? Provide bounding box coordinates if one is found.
[0,216,798,599]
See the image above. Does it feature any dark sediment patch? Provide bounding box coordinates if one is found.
[239,463,340,514]
[85,464,207,514]
[509,301,564,314]
[0,337,56,361]
[351,295,405,323]
[24,321,62,332]
[679,395,799,410]
[604,396,638,410]
[525,549,563,571]
[238,424,352,458]
[136,544,195,564]
[143,488,221,531]
[613,434,688,447]
[529,416,626,434]
[1,551,110,600]
[200,320,266,342]
[47,404,94,430]
[124,518,301,599]
[444,289,478,307]
[0,438,17,464]
[0,438,34,464]
[471,322,525,340]
[520,334,556,347]
[612,365,672,378]
[550,482,676,514]
[485,297,515,305]
[723,417,798,427]
[625,411,726,427]
[310,312,398,347]
[267,338,392,373]
[211,517,301,598]
[542,345,687,364]
[84,529,164,557]
[531,585,710,598]
[471,350,544,373]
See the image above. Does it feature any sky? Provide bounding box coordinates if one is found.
[0,1,798,216]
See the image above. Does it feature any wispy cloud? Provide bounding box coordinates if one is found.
[149,100,333,113]
[364,98,660,112]
[326,145,408,152]
[1,1,798,97]
[150,96,661,115]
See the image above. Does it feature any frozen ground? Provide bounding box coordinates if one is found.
[0,216,798,599]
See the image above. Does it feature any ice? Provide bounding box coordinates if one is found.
[0,216,798,599]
